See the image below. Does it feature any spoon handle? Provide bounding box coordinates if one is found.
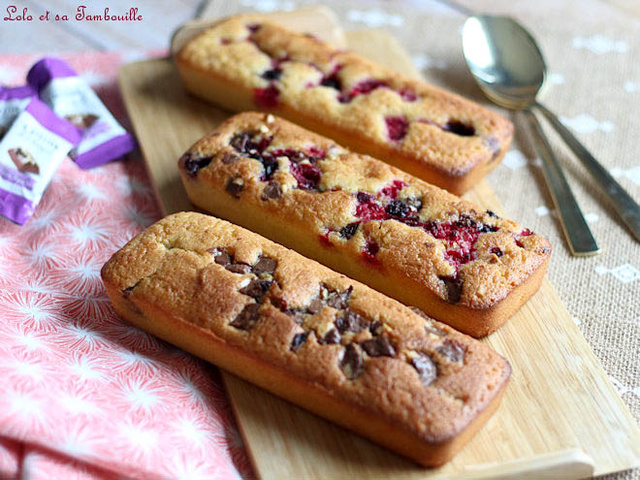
[523,110,601,256]
[535,102,640,243]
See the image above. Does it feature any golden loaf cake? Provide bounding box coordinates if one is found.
[175,15,514,195]
[101,212,511,467]
[178,113,550,337]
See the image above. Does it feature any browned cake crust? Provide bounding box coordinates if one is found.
[101,212,511,467]
[175,15,514,195]
[178,113,550,338]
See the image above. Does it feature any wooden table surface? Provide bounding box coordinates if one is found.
[1,0,202,52]
[1,0,638,55]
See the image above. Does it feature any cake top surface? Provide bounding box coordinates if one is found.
[180,112,550,310]
[102,211,511,441]
[177,16,513,176]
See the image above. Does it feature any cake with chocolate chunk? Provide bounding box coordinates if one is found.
[178,113,550,337]
[175,15,513,194]
[101,211,511,467]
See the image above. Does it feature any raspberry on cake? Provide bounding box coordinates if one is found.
[178,112,551,338]
[175,15,514,195]
[101,212,512,467]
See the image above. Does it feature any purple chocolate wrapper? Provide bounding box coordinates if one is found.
[0,187,35,225]
[26,57,77,90]
[0,85,37,139]
[27,57,136,168]
[75,134,137,169]
[25,99,82,144]
[0,162,35,190]
[0,85,36,101]
[0,98,81,225]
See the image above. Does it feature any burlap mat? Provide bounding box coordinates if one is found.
[205,1,640,477]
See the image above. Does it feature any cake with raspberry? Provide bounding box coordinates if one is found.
[101,211,511,467]
[178,113,550,337]
[175,15,513,195]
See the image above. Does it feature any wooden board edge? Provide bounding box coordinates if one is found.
[452,449,594,480]
[119,63,169,217]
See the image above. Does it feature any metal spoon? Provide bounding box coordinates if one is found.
[462,15,611,256]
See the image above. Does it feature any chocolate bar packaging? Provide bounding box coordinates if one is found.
[0,99,81,224]
[27,57,136,169]
[0,85,36,140]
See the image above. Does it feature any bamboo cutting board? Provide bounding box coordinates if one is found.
[118,8,640,479]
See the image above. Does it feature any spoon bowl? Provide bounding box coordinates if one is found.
[462,16,546,109]
[462,14,604,256]
[463,15,640,250]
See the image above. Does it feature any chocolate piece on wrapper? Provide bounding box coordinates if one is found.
[0,99,81,225]
[27,57,136,169]
[0,85,37,140]
[9,148,39,174]
[64,113,99,130]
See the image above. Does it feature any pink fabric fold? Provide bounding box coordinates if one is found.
[0,51,253,480]
[0,437,21,480]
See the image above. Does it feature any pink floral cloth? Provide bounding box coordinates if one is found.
[0,52,252,480]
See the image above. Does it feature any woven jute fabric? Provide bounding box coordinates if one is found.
[205,0,639,477]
